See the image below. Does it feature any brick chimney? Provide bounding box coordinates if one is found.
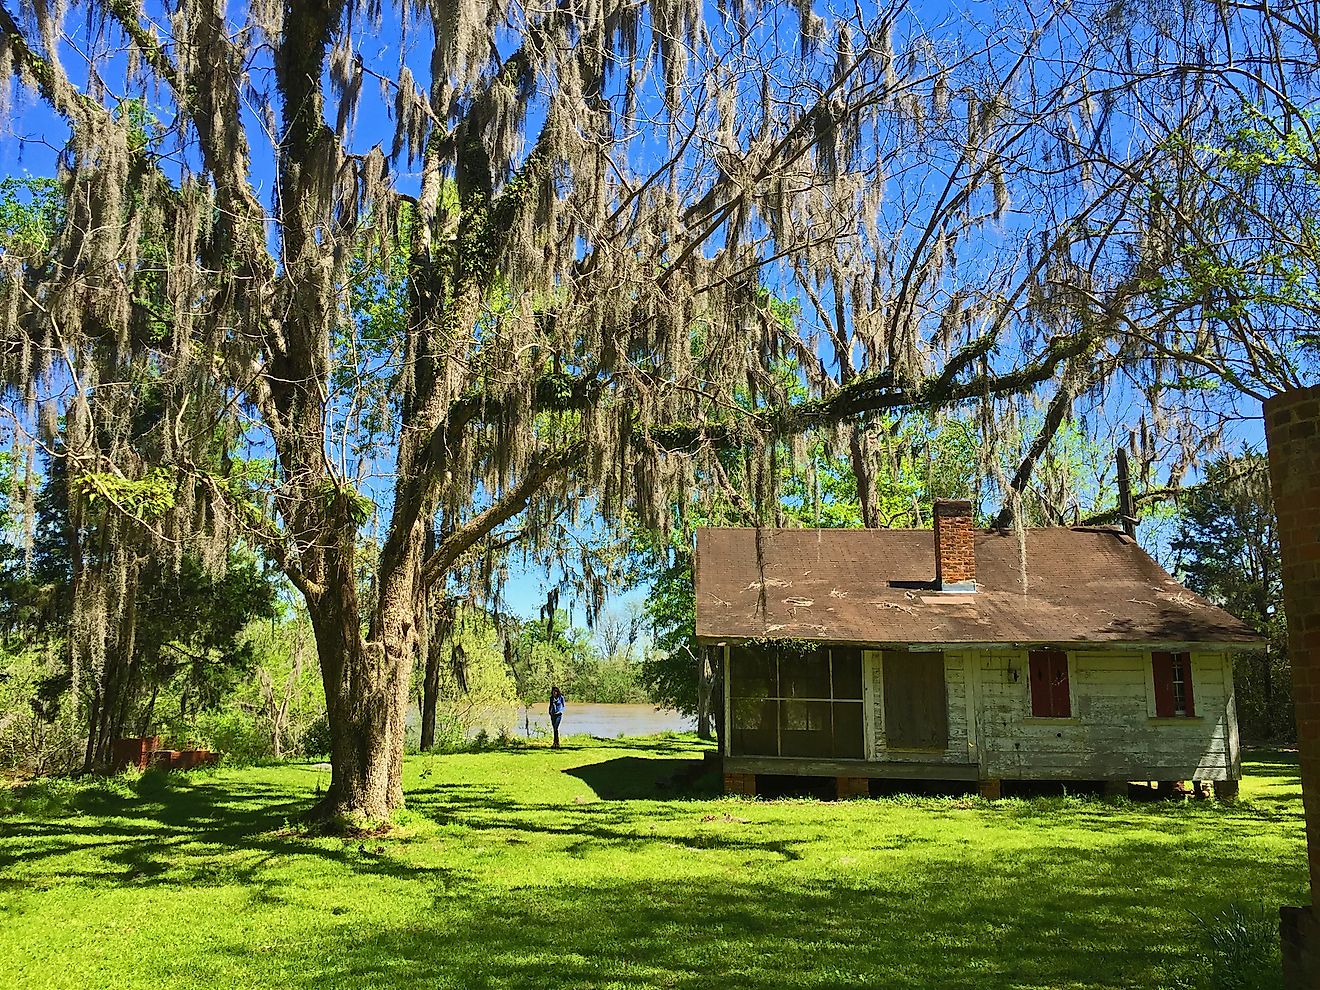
[934,499,976,592]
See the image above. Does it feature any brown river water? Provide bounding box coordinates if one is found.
[485,703,693,740]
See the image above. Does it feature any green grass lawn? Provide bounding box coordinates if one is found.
[0,736,1307,989]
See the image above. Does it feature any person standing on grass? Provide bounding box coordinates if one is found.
[549,686,566,749]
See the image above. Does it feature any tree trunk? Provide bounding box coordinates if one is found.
[139,682,158,736]
[420,640,441,752]
[310,606,410,822]
[81,687,102,774]
[696,646,716,740]
[1262,650,1274,738]
[849,426,879,529]
[308,523,420,823]
[81,570,140,774]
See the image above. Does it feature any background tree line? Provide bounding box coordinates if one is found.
[0,447,659,771]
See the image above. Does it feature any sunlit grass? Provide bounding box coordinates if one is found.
[1,736,1304,989]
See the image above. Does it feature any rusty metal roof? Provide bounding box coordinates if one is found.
[694,527,1262,647]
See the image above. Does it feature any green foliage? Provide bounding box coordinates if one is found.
[167,615,330,763]
[1199,902,1283,990]
[72,469,176,521]
[504,609,646,706]
[135,555,283,706]
[113,96,162,156]
[0,644,82,775]
[1171,454,1289,740]
[313,479,376,526]
[0,176,63,257]
[639,542,701,718]
[998,412,1115,526]
[182,709,272,765]
[300,712,332,758]
[797,414,978,528]
[420,610,520,751]
[1151,103,1320,362]
[0,457,285,770]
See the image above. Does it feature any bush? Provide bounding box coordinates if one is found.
[299,712,332,758]
[0,646,84,775]
[188,709,272,765]
[1201,902,1282,990]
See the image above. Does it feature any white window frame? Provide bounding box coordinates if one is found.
[1143,649,1206,721]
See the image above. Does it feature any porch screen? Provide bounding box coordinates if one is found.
[728,645,865,759]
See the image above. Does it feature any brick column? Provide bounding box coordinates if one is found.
[1264,385,1320,988]
[724,772,756,797]
[836,776,869,800]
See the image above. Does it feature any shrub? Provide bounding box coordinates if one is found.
[1201,901,1283,990]
[0,646,84,776]
[189,709,272,765]
[299,712,332,758]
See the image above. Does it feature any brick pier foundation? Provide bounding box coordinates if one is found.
[724,772,756,797]
[836,776,869,800]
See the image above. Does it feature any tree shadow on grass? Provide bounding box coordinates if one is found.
[0,772,479,891]
[404,788,810,862]
[197,837,1300,990]
[453,734,713,757]
[1,745,1304,926]
[562,756,721,800]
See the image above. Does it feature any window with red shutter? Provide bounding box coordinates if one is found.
[1028,650,1071,717]
[1152,651,1195,717]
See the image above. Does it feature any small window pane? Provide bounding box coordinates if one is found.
[831,648,864,700]
[730,699,777,756]
[782,699,833,733]
[780,700,833,757]
[831,702,865,759]
[779,646,832,699]
[1172,654,1188,715]
[730,646,776,699]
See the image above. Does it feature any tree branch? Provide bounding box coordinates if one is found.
[647,330,1099,451]
[991,354,1105,529]
[421,442,587,587]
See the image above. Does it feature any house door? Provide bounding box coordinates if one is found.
[882,651,948,750]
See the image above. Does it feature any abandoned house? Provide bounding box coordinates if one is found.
[695,500,1261,800]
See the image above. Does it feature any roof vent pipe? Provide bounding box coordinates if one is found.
[934,499,977,593]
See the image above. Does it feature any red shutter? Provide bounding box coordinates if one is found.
[1152,652,1175,717]
[1180,652,1196,717]
[1029,651,1050,716]
[1029,650,1069,717]
[1049,652,1071,718]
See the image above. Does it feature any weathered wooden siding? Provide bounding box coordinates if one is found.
[864,650,975,765]
[974,648,1238,781]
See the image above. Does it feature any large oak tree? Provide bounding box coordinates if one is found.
[3,0,1299,820]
